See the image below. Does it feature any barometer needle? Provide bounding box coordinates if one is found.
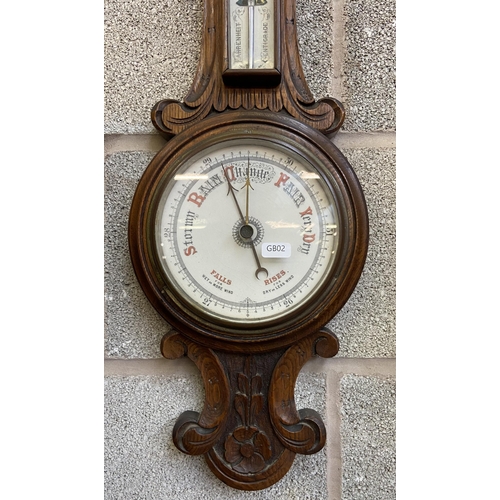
[222,165,268,280]
[244,157,254,225]
[223,166,245,222]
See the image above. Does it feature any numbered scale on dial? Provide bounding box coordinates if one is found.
[154,139,340,324]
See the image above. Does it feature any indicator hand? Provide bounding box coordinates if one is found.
[250,243,268,280]
[223,165,268,280]
[244,158,254,225]
[223,166,245,222]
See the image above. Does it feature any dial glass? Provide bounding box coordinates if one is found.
[154,138,341,325]
[228,0,275,70]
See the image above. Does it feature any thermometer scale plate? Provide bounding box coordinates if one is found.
[228,0,275,70]
[223,0,281,87]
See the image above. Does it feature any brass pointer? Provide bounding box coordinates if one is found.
[244,158,254,224]
[222,165,268,280]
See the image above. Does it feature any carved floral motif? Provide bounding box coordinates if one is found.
[224,359,272,473]
[162,329,340,489]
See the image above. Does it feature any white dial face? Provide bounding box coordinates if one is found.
[154,139,341,325]
[228,0,275,70]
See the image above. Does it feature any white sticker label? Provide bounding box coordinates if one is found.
[262,243,292,258]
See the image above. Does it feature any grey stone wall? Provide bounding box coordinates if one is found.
[104,0,396,498]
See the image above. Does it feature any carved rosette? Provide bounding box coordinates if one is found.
[161,328,339,490]
[152,0,345,139]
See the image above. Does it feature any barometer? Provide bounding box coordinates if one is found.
[128,0,368,490]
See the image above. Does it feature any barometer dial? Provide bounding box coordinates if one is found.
[130,112,367,344]
[154,139,340,325]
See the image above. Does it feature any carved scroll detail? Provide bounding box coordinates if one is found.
[161,332,230,455]
[269,328,339,454]
[152,0,345,138]
[161,329,339,490]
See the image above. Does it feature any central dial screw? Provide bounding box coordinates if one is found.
[239,224,254,240]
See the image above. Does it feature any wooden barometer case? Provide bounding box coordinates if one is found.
[128,0,368,491]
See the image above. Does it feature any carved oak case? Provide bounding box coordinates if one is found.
[128,0,368,491]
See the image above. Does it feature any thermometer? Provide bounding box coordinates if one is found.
[229,0,274,70]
